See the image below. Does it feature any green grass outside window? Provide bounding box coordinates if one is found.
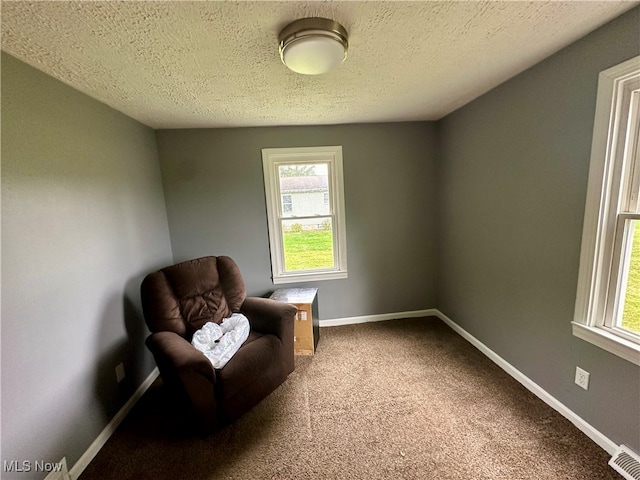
[283,230,334,271]
[621,221,640,334]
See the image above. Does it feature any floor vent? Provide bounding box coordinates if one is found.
[610,445,640,480]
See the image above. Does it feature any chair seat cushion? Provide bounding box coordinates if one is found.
[215,331,281,403]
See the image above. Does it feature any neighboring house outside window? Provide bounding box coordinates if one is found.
[280,175,329,220]
[262,146,348,284]
[573,55,640,366]
[282,194,293,213]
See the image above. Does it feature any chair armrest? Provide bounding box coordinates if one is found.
[240,297,297,340]
[146,331,218,429]
[146,331,214,382]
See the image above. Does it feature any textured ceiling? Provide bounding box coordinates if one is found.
[1,1,637,129]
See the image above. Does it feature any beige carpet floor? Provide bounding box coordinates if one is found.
[79,316,621,479]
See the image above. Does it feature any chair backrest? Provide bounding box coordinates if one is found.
[141,256,247,338]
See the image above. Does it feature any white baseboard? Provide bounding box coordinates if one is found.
[70,309,619,477]
[320,308,618,455]
[69,367,159,479]
[320,308,438,327]
[43,457,70,480]
[431,310,618,455]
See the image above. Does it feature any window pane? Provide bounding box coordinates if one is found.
[632,168,640,213]
[282,194,292,213]
[621,220,640,334]
[278,163,330,218]
[282,217,334,271]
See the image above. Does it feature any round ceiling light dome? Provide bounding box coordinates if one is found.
[278,17,348,75]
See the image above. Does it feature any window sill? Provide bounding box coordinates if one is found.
[273,270,347,284]
[572,322,640,366]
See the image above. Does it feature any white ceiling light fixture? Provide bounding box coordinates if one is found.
[278,17,348,75]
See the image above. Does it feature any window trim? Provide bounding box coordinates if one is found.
[262,145,348,284]
[573,55,640,366]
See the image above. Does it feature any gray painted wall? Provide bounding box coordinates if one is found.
[436,8,640,451]
[1,53,173,476]
[2,5,638,475]
[155,123,438,320]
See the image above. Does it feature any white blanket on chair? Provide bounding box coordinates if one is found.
[191,313,250,369]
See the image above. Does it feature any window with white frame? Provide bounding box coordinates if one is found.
[262,146,348,284]
[573,55,640,365]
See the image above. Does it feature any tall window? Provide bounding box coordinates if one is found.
[573,55,640,365]
[262,146,348,284]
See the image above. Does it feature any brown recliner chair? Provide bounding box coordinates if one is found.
[140,256,297,430]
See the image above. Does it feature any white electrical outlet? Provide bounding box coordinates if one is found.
[115,362,126,383]
[575,366,590,390]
